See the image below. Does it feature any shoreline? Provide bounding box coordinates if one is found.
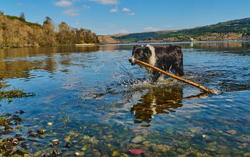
[75,44,96,46]
[1,40,250,49]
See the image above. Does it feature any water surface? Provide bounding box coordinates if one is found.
[0,41,250,156]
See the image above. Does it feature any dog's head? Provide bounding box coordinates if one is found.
[129,45,152,65]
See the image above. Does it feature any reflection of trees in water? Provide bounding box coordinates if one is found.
[180,41,250,54]
[0,46,99,61]
[0,46,100,80]
[130,86,183,124]
[0,45,134,80]
[0,60,32,79]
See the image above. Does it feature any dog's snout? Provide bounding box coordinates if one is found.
[129,57,136,65]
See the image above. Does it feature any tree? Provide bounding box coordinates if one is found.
[57,22,72,45]
[43,16,52,25]
[42,17,56,46]
[19,12,25,22]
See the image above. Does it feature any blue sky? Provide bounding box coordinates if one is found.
[1,0,250,35]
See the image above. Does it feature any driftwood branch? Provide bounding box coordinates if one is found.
[136,60,217,94]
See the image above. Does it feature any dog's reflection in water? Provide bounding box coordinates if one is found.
[130,86,208,126]
[130,86,184,125]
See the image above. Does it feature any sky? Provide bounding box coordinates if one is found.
[1,0,250,35]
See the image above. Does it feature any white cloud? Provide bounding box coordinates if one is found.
[122,8,130,12]
[128,12,135,16]
[55,0,72,7]
[144,27,160,32]
[76,20,80,25]
[83,5,91,9]
[63,8,81,16]
[89,0,119,5]
[110,6,118,12]
[118,29,129,33]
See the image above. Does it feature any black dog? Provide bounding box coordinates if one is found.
[129,44,184,82]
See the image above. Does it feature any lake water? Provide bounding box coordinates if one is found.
[0,41,250,156]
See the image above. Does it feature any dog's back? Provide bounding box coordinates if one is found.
[153,45,184,77]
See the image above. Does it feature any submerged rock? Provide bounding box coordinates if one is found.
[16,149,28,156]
[50,139,61,147]
[37,129,46,134]
[90,136,99,144]
[29,133,38,137]
[43,153,51,157]
[75,152,85,156]
[186,152,198,157]
[65,142,72,148]
[150,144,169,152]
[112,151,120,156]
[227,130,237,135]
[177,148,185,154]
[12,115,22,121]
[4,125,13,132]
[28,130,38,137]
[120,139,130,147]
[131,136,146,144]
[72,140,78,144]
[52,149,61,156]
[34,151,42,156]
[83,135,90,140]
[20,142,29,150]
[39,134,45,139]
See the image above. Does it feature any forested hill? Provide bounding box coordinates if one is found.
[0,12,99,48]
[103,17,250,43]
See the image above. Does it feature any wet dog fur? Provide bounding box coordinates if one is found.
[129,44,184,82]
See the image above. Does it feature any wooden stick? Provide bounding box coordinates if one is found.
[136,60,217,94]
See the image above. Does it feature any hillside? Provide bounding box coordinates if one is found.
[0,12,99,48]
[101,17,250,44]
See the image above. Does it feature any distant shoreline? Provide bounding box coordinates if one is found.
[75,44,96,46]
[1,40,250,50]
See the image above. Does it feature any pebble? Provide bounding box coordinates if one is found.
[227,130,236,135]
[4,125,13,132]
[43,153,51,157]
[65,142,72,148]
[75,152,85,156]
[112,151,120,156]
[131,136,146,144]
[50,139,61,147]
[37,129,46,134]
[52,149,61,156]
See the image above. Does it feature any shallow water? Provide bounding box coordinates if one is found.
[0,41,250,156]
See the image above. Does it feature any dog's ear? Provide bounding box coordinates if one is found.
[144,47,152,57]
[133,45,140,51]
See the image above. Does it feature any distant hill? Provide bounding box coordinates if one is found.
[100,17,250,44]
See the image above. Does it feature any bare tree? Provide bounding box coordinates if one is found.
[19,12,25,22]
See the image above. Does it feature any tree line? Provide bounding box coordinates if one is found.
[0,12,99,48]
